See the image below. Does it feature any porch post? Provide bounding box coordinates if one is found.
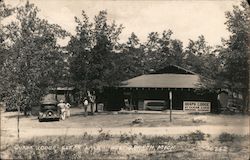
[169,91,172,122]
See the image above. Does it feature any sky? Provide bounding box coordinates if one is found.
[5,0,241,47]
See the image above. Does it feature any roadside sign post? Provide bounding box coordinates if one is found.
[17,104,20,139]
[169,91,172,122]
[16,85,24,140]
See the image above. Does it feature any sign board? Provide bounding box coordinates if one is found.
[183,101,211,112]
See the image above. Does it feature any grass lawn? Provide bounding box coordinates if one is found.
[2,131,249,160]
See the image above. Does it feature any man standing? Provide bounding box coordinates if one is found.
[58,100,66,120]
[82,96,89,117]
[87,90,94,115]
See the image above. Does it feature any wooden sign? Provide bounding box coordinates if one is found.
[183,101,211,112]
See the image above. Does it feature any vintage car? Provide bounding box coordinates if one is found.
[38,100,60,122]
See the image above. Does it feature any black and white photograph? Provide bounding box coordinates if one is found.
[0,0,249,159]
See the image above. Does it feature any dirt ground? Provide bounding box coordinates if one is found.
[1,107,249,142]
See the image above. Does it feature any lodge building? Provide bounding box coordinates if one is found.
[103,65,219,113]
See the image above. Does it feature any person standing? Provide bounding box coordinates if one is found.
[58,100,66,120]
[87,90,94,115]
[82,96,89,117]
[65,102,71,118]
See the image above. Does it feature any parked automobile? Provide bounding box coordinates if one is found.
[38,100,60,122]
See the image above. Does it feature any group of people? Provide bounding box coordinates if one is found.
[57,90,96,119]
[57,100,71,120]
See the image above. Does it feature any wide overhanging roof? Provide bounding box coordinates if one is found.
[120,74,202,89]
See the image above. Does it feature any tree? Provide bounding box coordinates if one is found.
[90,11,123,89]
[0,1,15,72]
[218,1,249,111]
[169,39,184,66]
[183,35,214,76]
[158,30,184,68]
[127,32,140,48]
[68,10,123,92]
[114,32,145,81]
[1,1,68,111]
[0,1,15,100]
[143,30,184,72]
[68,11,93,91]
[144,31,160,71]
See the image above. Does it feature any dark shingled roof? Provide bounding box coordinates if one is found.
[119,65,208,89]
[120,74,202,88]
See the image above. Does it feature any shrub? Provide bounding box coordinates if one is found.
[119,133,138,146]
[218,132,235,143]
[96,130,112,142]
[119,133,131,143]
[189,130,205,142]
[178,130,205,144]
[140,135,175,149]
[82,132,94,141]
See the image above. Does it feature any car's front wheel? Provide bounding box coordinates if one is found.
[38,118,43,122]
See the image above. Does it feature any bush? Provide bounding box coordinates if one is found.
[140,135,175,149]
[178,130,205,144]
[119,133,137,146]
[189,130,205,142]
[218,132,235,143]
[82,132,94,141]
[96,130,112,142]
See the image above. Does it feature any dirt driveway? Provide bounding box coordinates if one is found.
[1,108,249,142]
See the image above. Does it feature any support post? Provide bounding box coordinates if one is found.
[16,86,22,140]
[169,91,172,122]
[17,104,20,139]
